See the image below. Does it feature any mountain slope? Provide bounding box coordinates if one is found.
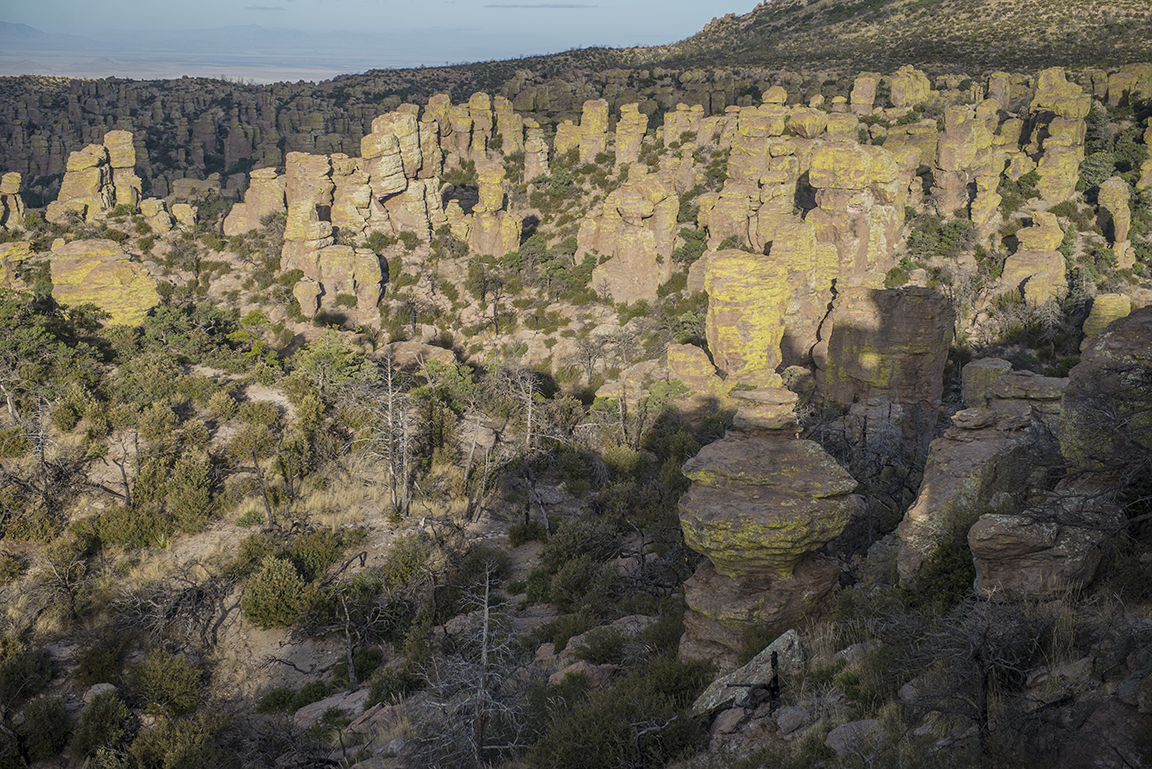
[632,0,1152,75]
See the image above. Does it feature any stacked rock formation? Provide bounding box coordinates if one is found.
[615,104,648,165]
[678,388,859,667]
[896,405,1059,582]
[446,160,521,258]
[46,130,142,224]
[0,173,24,230]
[1029,68,1090,205]
[49,239,160,325]
[1000,211,1066,305]
[523,119,550,181]
[582,168,679,303]
[1097,175,1133,267]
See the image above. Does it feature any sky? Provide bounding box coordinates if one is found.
[4,0,760,53]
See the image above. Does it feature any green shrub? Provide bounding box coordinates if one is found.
[97,504,172,549]
[884,266,910,288]
[288,680,330,711]
[75,635,130,687]
[288,529,345,582]
[366,663,425,707]
[129,713,229,769]
[0,647,54,705]
[333,647,383,689]
[0,555,23,585]
[227,532,280,578]
[508,519,547,547]
[574,626,627,665]
[73,690,130,758]
[19,695,71,761]
[237,400,280,426]
[207,390,237,421]
[241,556,307,628]
[530,655,711,769]
[131,649,203,717]
[256,686,295,714]
[380,533,431,590]
[541,517,622,574]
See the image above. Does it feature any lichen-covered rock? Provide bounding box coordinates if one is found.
[1059,306,1152,472]
[0,172,24,230]
[896,409,1058,581]
[1081,293,1133,344]
[680,433,858,578]
[615,104,648,165]
[1036,145,1081,205]
[585,171,678,303]
[1098,175,1132,259]
[703,249,789,386]
[889,66,932,109]
[1031,67,1091,119]
[787,108,828,139]
[49,239,160,325]
[0,241,32,288]
[666,343,732,406]
[524,119,550,181]
[1106,63,1152,107]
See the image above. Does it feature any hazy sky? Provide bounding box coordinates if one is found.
[6,0,760,51]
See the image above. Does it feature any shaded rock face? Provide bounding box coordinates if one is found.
[679,557,839,669]
[961,357,1068,432]
[49,239,160,325]
[968,486,1123,601]
[678,392,858,668]
[1059,306,1152,474]
[816,286,954,449]
[896,407,1059,582]
[1,172,26,230]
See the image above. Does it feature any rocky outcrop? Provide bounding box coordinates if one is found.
[582,169,678,304]
[1030,68,1088,204]
[615,104,648,164]
[45,131,142,224]
[0,173,24,230]
[0,241,32,288]
[1000,211,1065,305]
[960,357,1067,431]
[1059,306,1152,473]
[815,286,954,448]
[1097,175,1133,266]
[49,239,160,325]
[968,485,1123,600]
[678,390,858,666]
[222,168,286,236]
[896,407,1058,581]
[807,141,916,286]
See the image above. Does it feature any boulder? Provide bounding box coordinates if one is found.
[691,629,804,715]
[896,408,1059,581]
[49,239,160,326]
[1081,293,1132,346]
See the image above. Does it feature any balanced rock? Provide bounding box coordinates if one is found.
[0,172,24,229]
[584,170,678,303]
[680,431,857,579]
